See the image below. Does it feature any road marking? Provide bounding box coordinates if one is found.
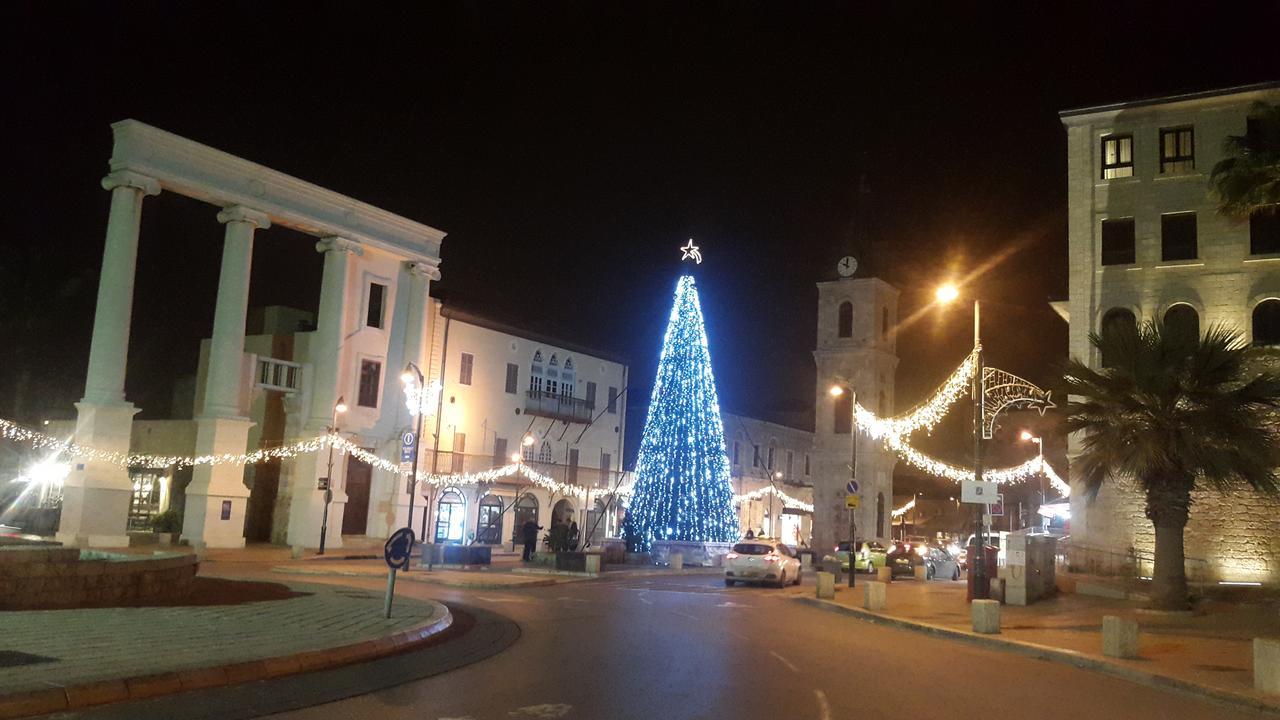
[770,650,800,674]
[672,610,698,620]
[637,595,653,605]
[554,596,589,603]
[509,704,573,717]
[716,601,752,608]
[476,596,528,603]
[814,690,832,720]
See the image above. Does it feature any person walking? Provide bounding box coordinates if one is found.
[521,518,543,561]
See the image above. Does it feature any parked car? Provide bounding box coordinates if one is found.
[923,544,962,581]
[724,539,803,588]
[823,540,888,573]
[886,542,925,578]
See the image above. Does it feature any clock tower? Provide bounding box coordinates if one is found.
[811,259,899,554]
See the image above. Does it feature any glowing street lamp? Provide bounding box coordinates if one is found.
[935,283,960,304]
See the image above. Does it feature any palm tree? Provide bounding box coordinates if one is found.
[1210,101,1280,218]
[1062,321,1280,610]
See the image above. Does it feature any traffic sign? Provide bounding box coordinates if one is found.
[845,480,859,494]
[384,527,416,570]
[845,494,861,509]
[961,479,998,504]
[989,493,1005,517]
[401,431,417,462]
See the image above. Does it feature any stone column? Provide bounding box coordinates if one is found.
[182,206,269,549]
[285,236,361,548]
[388,260,440,531]
[57,171,160,547]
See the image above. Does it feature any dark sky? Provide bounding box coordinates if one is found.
[2,3,1277,473]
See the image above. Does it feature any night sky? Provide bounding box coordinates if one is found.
[2,3,1277,475]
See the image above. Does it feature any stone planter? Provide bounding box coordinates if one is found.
[442,544,491,566]
[625,552,652,565]
[155,533,174,545]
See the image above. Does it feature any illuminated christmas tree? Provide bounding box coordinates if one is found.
[624,275,738,551]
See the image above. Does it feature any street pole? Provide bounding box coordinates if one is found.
[972,299,988,600]
[848,389,857,589]
[403,363,425,559]
[318,396,346,556]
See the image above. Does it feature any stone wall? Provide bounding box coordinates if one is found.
[0,547,198,610]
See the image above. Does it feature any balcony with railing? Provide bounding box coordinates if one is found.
[255,357,302,393]
[524,389,594,423]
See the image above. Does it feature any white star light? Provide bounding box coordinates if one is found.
[680,239,703,264]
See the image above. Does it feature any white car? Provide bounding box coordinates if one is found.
[724,539,803,588]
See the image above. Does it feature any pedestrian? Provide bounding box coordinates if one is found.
[568,520,580,551]
[521,518,543,561]
[745,528,755,539]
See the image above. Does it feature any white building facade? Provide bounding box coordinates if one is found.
[1060,82,1280,583]
[723,412,814,546]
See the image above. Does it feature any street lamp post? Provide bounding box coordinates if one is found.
[401,364,425,542]
[318,396,348,556]
[829,383,857,589]
[1021,430,1045,529]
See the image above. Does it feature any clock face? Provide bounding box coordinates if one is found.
[837,256,858,277]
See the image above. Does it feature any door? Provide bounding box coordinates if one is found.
[341,454,372,535]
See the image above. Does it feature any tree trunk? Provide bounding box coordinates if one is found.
[1145,480,1192,611]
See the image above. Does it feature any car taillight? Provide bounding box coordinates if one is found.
[915,545,927,557]
[725,552,739,560]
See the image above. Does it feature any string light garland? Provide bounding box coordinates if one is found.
[854,349,978,441]
[623,275,739,551]
[734,485,814,513]
[890,497,916,519]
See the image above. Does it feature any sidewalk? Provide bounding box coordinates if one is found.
[267,557,722,587]
[794,575,1280,712]
[0,579,450,718]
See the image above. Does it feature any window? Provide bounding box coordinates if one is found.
[601,452,612,475]
[476,495,504,545]
[1101,218,1136,265]
[493,437,508,465]
[804,454,811,476]
[1100,308,1137,368]
[1255,300,1280,347]
[459,352,474,385]
[505,363,519,394]
[752,445,761,468]
[1159,127,1194,174]
[1164,304,1199,344]
[833,391,852,434]
[357,360,381,407]
[585,381,597,410]
[1101,134,1133,179]
[538,441,553,464]
[732,440,740,465]
[1161,213,1197,261]
[434,489,465,543]
[837,302,853,338]
[366,283,387,328]
[452,432,465,472]
[523,440,535,462]
[607,387,619,414]
[513,496,538,539]
[568,449,579,483]
[876,493,885,538]
[786,451,794,477]
[1251,208,1280,255]
[767,445,775,470]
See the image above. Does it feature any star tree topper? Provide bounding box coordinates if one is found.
[680,238,703,264]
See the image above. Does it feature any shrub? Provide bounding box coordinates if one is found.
[150,509,183,534]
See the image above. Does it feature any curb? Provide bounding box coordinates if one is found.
[795,596,1280,716]
[0,608,453,720]
[269,565,575,589]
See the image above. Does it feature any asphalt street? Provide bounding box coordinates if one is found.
[246,571,1270,720]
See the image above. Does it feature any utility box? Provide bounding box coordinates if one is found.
[1002,530,1057,606]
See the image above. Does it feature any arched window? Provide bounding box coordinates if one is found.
[876,493,885,538]
[522,439,536,462]
[512,494,538,544]
[1254,300,1280,347]
[538,440,554,464]
[837,302,853,338]
[561,357,575,397]
[833,391,852,434]
[545,354,560,396]
[529,350,545,394]
[434,488,466,544]
[476,495,504,545]
[1164,304,1199,344]
[1100,308,1137,368]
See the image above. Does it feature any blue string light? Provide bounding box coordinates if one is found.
[624,275,738,551]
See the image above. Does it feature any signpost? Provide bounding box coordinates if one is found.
[383,527,415,618]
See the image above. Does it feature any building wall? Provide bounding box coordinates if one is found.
[723,412,814,544]
[811,276,899,553]
[1062,84,1280,584]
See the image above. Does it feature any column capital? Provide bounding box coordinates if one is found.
[316,236,363,256]
[407,260,441,281]
[101,170,160,197]
[217,205,271,230]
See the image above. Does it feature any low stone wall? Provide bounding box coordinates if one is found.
[650,540,733,567]
[0,547,198,610]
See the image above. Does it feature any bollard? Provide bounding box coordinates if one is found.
[914,565,928,582]
[1102,615,1139,658]
[816,571,835,599]
[291,545,306,560]
[585,554,601,575]
[876,566,892,583]
[670,553,684,571]
[971,599,1001,634]
[1255,638,1280,694]
[801,554,813,570]
[863,581,887,610]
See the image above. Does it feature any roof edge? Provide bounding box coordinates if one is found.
[1059,81,1280,120]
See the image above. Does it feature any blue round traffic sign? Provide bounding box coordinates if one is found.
[846,480,859,494]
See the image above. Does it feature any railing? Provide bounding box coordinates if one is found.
[523,390,594,423]
[255,357,303,392]
[1057,539,1211,586]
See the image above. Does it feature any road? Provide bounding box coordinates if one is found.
[248,571,1268,720]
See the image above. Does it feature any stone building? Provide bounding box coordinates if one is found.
[1059,82,1280,583]
[811,268,899,554]
[722,412,814,545]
